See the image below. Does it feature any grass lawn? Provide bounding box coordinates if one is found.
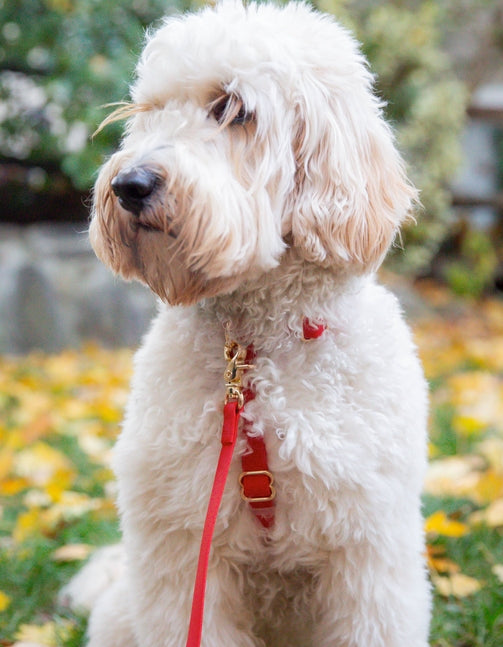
[1,281,503,646]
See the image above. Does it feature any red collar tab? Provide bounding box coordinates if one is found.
[302,317,327,340]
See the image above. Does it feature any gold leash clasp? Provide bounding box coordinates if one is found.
[224,324,253,409]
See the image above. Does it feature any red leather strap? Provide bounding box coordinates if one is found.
[240,429,275,529]
[185,400,241,647]
[239,344,276,528]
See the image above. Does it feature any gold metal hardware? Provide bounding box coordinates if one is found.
[224,323,253,408]
[238,470,276,503]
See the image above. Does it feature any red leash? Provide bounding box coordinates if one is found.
[185,329,252,647]
[185,399,242,647]
[185,319,326,647]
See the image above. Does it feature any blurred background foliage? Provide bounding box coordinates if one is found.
[316,0,469,274]
[0,0,194,204]
[0,0,502,294]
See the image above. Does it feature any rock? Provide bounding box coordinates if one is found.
[0,224,156,354]
[7,261,69,354]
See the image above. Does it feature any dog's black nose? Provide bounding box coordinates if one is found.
[111,167,159,214]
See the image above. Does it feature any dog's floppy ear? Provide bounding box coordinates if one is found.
[290,76,417,271]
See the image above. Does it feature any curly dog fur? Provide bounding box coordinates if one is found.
[62,2,431,645]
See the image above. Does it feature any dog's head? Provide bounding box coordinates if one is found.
[90,1,416,305]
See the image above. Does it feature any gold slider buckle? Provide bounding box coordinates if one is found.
[239,470,276,503]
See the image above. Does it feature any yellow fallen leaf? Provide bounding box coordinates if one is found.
[14,442,75,490]
[14,491,107,543]
[0,589,11,612]
[425,510,469,538]
[477,437,503,472]
[428,442,440,459]
[51,543,94,562]
[93,401,123,424]
[78,433,112,463]
[0,476,28,496]
[9,390,53,429]
[466,337,503,372]
[20,414,54,444]
[424,456,483,499]
[43,491,106,529]
[472,470,503,505]
[14,619,72,646]
[24,489,52,508]
[470,499,503,528]
[15,621,57,645]
[413,314,468,379]
[44,352,81,384]
[492,564,503,583]
[469,509,485,526]
[45,471,75,503]
[447,371,503,433]
[0,449,14,480]
[58,398,93,421]
[427,556,460,575]
[452,414,487,437]
[13,508,50,543]
[432,572,482,598]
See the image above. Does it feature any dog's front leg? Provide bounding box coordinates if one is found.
[311,540,430,647]
[127,535,262,647]
[86,576,136,647]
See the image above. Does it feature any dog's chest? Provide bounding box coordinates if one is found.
[119,302,418,555]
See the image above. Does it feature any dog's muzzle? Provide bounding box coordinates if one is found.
[111,166,160,215]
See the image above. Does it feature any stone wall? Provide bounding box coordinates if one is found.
[0,224,156,354]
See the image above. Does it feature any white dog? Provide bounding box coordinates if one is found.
[66,2,431,645]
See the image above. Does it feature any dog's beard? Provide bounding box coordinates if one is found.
[89,168,247,305]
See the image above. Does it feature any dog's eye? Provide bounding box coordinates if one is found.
[209,93,253,127]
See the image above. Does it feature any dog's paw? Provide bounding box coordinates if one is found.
[59,543,126,612]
